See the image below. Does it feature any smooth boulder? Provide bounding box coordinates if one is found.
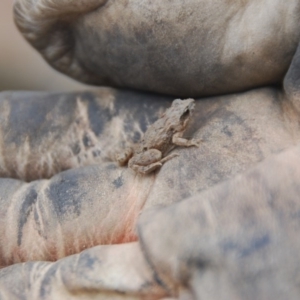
[14,0,300,96]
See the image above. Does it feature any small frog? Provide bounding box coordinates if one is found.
[117,98,199,175]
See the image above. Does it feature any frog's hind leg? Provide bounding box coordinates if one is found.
[131,153,178,174]
[131,162,163,175]
[172,132,200,147]
[160,153,179,164]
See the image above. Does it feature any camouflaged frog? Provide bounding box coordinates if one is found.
[117,99,199,175]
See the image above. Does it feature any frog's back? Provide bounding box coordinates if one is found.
[142,118,173,153]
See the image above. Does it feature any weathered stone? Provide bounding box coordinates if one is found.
[13,0,300,96]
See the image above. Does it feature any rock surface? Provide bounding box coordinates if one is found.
[14,0,300,96]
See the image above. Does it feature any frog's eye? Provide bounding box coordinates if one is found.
[172,99,182,106]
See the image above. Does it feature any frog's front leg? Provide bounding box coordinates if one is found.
[128,149,163,175]
[172,132,200,147]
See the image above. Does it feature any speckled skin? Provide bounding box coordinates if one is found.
[120,99,199,174]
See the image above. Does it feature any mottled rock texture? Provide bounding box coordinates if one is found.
[3,0,300,298]
[1,83,300,298]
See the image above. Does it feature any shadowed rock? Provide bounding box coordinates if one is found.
[13,0,300,96]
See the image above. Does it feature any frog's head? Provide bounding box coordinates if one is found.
[172,98,195,127]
